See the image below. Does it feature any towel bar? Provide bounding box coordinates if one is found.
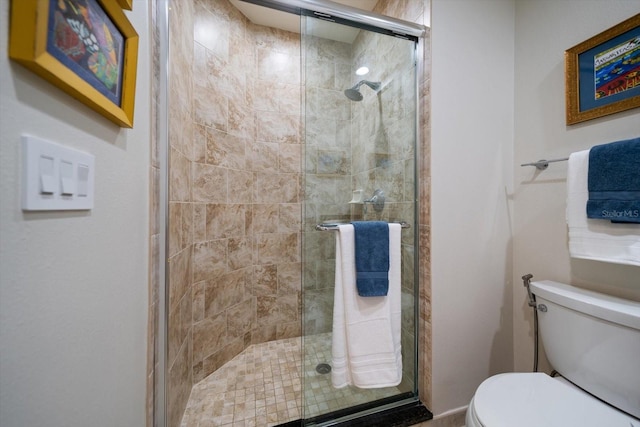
[520,157,569,170]
[315,221,411,231]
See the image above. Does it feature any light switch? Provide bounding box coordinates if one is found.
[77,164,89,197]
[22,135,95,211]
[60,160,75,196]
[39,155,55,195]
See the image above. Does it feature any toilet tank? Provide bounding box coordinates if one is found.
[530,280,640,419]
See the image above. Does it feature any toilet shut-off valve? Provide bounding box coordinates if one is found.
[522,274,536,307]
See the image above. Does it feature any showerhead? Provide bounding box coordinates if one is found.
[344,88,364,101]
[343,80,381,101]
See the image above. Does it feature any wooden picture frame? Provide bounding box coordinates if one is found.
[9,0,139,128]
[565,14,640,125]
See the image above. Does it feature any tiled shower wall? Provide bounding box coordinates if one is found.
[166,1,195,426]
[189,0,303,379]
[166,0,303,425]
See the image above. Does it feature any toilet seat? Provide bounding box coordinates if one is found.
[468,373,639,427]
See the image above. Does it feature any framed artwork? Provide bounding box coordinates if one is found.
[9,0,139,128]
[565,14,640,125]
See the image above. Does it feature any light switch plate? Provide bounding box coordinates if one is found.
[22,135,95,211]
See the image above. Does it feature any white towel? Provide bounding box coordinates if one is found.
[567,150,640,266]
[331,223,402,389]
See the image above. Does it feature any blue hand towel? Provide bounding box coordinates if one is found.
[352,221,389,297]
[586,137,640,224]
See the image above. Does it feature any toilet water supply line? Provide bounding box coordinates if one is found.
[522,274,539,372]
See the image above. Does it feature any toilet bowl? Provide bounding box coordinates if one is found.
[465,280,640,427]
[465,373,639,427]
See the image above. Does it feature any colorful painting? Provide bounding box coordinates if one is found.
[9,0,138,127]
[47,0,125,106]
[565,14,640,124]
[594,36,640,101]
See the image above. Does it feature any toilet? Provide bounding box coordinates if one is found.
[466,280,640,427]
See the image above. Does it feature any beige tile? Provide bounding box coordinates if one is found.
[167,327,192,427]
[204,268,246,317]
[228,170,253,203]
[192,240,226,283]
[253,264,277,296]
[257,49,300,85]
[228,102,255,140]
[228,237,252,271]
[252,324,277,345]
[256,295,279,324]
[193,313,227,362]
[206,128,247,169]
[256,112,301,144]
[227,298,255,339]
[276,322,301,340]
[254,173,301,204]
[169,148,191,202]
[194,3,229,58]
[277,293,299,322]
[193,83,228,131]
[251,141,279,173]
[255,233,300,265]
[192,280,206,323]
[168,247,192,313]
[192,163,228,203]
[206,204,247,239]
[276,262,301,295]
[169,202,183,257]
[193,124,207,164]
[251,204,278,233]
[278,143,301,174]
[193,203,207,243]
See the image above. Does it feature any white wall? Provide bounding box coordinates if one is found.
[431,0,516,415]
[512,0,640,373]
[0,3,150,426]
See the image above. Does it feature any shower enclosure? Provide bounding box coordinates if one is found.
[301,11,420,422]
[157,0,428,425]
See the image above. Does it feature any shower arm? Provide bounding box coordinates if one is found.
[352,80,381,91]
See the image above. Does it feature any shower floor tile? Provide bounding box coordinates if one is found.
[181,333,401,426]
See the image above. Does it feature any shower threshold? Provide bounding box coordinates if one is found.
[277,394,432,427]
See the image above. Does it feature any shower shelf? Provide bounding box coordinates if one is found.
[315,221,411,231]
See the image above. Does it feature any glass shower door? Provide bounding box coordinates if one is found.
[301,14,418,423]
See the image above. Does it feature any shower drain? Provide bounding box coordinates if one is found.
[315,363,332,374]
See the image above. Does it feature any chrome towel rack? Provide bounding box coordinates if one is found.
[315,221,411,231]
[520,157,569,170]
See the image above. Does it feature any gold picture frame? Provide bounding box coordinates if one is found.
[116,0,132,11]
[565,14,640,125]
[9,0,139,128]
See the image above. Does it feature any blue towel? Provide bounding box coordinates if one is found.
[352,221,390,297]
[586,137,640,224]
